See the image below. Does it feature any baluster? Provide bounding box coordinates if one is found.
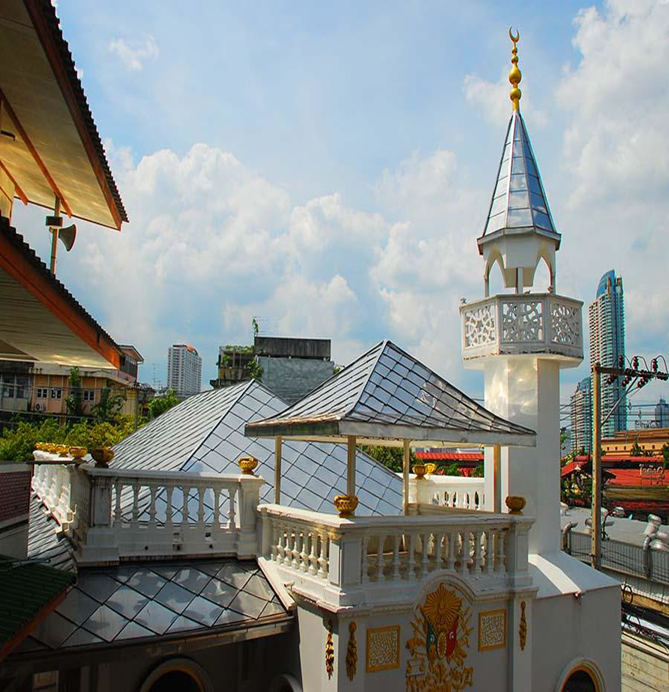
[197,486,205,525]
[473,530,482,575]
[459,530,468,575]
[435,532,443,570]
[291,525,300,569]
[361,535,370,584]
[228,487,236,528]
[446,531,456,571]
[271,520,279,561]
[407,533,416,579]
[377,534,386,582]
[308,531,318,575]
[114,480,123,526]
[317,531,326,578]
[392,534,401,581]
[300,529,309,572]
[421,533,429,576]
[497,529,507,573]
[131,482,140,526]
[213,488,221,526]
[165,485,174,528]
[485,530,494,574]
[149,485,157,527]
[182,485,190,524]
[280,522,288,564]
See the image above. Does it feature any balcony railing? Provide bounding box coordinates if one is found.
[411,475,486,511]
[31,453,263,566]
[259,504,532,609]
[460,293,583,362]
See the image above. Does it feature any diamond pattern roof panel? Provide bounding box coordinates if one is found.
[483,110,557,237]
[246,341,536,446]
[10,559,289,654]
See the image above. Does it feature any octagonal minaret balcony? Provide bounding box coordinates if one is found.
[460,293,583,366]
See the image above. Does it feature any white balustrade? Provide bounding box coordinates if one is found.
[30,453,263,566]
[259,504,532,609]
[460,293,583,361]
[413,474,486,510]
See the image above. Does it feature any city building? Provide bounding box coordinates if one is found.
[0,346,143,420]
[167,344,202,397]
[212,336,335,404]
[602,427,669,457]
[655,397,669,428]
[589,269,627,437]
[571,376,593,454]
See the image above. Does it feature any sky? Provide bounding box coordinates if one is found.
[12,0,669,409]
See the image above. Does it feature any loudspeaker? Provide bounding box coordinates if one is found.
[58,224,77,252]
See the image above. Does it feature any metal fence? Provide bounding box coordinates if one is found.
[564,531,669,585]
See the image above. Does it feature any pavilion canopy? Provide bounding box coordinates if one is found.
[0,0,127,229]
[245,340,536,448]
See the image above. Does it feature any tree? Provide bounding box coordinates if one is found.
[630,441,644,457]
[92,386,126,423]
[147,389,180,419]
[362,445,417,473]
[662,443,669,469]
[65,367,84,420]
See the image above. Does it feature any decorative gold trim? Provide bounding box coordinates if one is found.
[560,664,602,692]
[519,601,527,651]
[478,608,506,651]
[346,621,357,681]
[508,27,522,111]
[366,625,401,673]
[325,618,334,679]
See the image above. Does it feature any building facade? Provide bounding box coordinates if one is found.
[589,269,627,437]
[167,344,202,397]
[571,376,593,454]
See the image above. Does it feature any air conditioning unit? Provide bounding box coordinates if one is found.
[34,403,41,411]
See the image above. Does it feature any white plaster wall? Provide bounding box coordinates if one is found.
[484,356,561,555]
[532,586,621,691]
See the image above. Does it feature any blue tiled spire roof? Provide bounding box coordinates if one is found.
[483,110,556,237]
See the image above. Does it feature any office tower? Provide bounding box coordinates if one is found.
[570,377,593,454]
[655,398,669,428]
[167,344,202,397]
[589,270,626,437]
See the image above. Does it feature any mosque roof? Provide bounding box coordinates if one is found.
[246,340,536,447]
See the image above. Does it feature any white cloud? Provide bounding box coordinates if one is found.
[109,35,159,71]
[463,72,548,128]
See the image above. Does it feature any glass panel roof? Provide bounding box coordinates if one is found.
[482,110,556,236]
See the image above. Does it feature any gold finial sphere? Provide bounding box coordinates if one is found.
[508,27,522,111]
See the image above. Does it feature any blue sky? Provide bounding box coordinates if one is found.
[14,0,669,410]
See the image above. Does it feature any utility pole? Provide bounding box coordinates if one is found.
[591,363,602,569]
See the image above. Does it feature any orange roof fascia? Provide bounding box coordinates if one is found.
[0,231,121,369]
[0,159,29,205]
[24,0,123,230]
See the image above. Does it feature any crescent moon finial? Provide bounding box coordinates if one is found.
[508,28,522,111]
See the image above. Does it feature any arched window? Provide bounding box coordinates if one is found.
[140,659,213,692]
[562,667,598,692]
[533,256,552,292]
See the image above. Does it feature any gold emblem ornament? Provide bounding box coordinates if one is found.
[346,621,358,680]
[406,583,473,691]
[325,618,335,679]
[519,601,527,651]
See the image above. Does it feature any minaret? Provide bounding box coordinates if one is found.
[460,30,583,556]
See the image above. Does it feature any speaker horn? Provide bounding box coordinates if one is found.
[58,224,77,252]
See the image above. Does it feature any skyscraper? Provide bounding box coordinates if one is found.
[655,398,669,428]
[588,269,626,437]
[570,377,592,454]
[167,344,202,397]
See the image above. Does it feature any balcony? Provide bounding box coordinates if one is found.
[31,452,262,566]
[460,293,583,363]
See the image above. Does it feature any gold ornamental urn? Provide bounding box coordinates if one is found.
[333,495,359,518]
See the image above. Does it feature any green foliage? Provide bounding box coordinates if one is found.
[362,445,417,473]
[662,443,669,469]
[630,441,644,457]
[0,414,141,462]
[471,463,484,477]
[245,360,263,380]
[147,390,180,419]
[252,317,260,338]
[91,387,126,423]
[65,367,84,419]
[440,463,462,477]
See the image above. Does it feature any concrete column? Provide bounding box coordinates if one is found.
[484,356,561,555]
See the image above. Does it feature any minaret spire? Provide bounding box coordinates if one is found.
[508,28,522,111]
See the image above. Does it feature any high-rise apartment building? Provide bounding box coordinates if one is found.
[570,377,593,454]
[167,344,202,397]
[588,269,627,437]
[655,398,669,428]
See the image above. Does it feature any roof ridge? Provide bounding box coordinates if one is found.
[347,339,388,417]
